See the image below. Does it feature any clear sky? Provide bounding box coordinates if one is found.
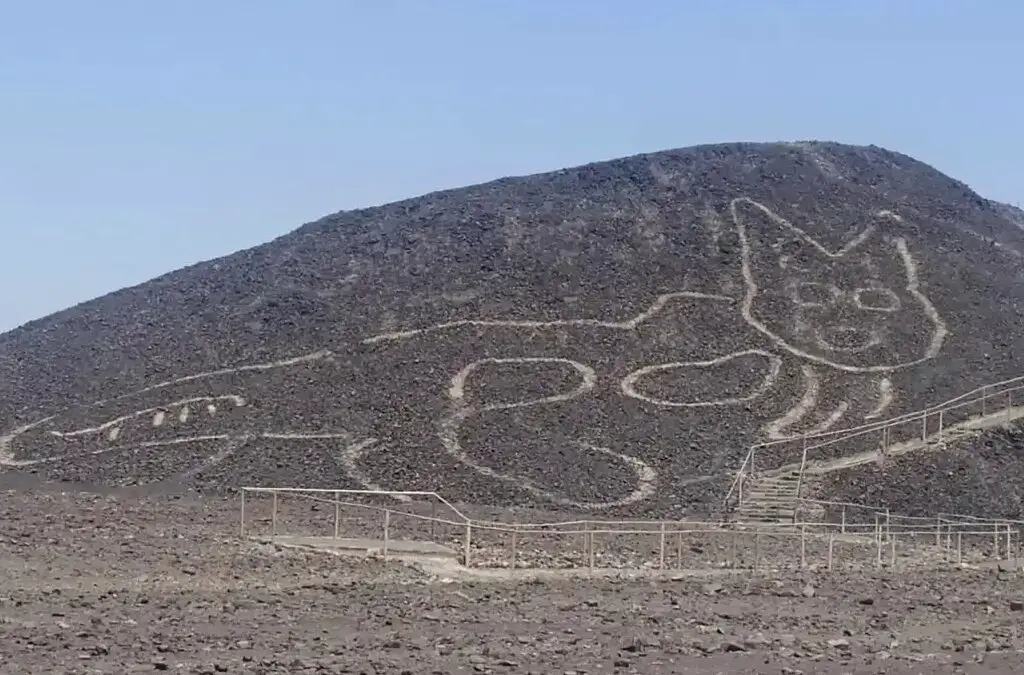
[1,0,1021,332]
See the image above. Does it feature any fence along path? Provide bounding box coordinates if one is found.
[725,374,1024,522]
[233,376,1024,572]
[238,486,1024,573]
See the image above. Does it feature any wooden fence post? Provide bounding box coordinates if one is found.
[659,522,667,571]
[333,491,341,539]
[800,525,807,568]
[510,523,517,570]
[271,491,278,537]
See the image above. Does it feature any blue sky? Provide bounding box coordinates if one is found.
[1,0,1021,331]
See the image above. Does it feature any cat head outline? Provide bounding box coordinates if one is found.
[730,197,948,373]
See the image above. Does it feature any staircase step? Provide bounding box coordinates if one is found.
[735,470,804,525]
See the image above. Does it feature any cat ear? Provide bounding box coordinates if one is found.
[731,198,809,275]
[731,198,879,273]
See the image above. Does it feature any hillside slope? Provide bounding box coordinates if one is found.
[1,141,1023,516]
[818,422,1024,520]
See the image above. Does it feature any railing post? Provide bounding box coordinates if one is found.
[582,522,590,567]
[271,491,278,537]
[659,522,667,571]
[240,489,246,538]
[921,412,927,442]
[1008,391,1014,427]
[430,500,436,541]
[982,386,988,416]
[510,522,518,570]
[791,435,809,525]
[875,515,883,567]
[464,521,472,567]
[937,410,944,444]
[382,510,391,560]
[333,490,340,539]
[800,525,807,568]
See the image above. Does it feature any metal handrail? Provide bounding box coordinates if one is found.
[724,374,1024,514]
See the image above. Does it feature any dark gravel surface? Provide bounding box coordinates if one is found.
[1,141,1023,517]
[818,422,1024,520]
[2,484,1024,674]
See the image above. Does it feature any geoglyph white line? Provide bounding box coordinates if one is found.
[0,417,55,464]
[763,365,849,441]
[731,197,949,374]
[91,350,334,406]
[362,292,735,345]
[0,351,334,471]
[864,377,894,419]
[1,423,407,501]
[894,237,949,363]
[438,406,657,510]
[449,357,598,408]
[0,434,235,468]
[339,437,413,502]
[439,355,657,509]
[0,197,954,508]
[620,349,782,407]
[50,395,246,438]
[177,435,252,481]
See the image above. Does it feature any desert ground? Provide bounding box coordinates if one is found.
[1,482,1023,674]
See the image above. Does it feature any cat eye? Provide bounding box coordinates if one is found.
[790,281,841,308]
[852,287,901,312]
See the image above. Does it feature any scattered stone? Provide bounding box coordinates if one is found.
[702,583,725,595]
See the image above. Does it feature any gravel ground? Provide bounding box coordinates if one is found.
[2,483,1024,674]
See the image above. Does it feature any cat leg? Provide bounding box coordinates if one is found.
[438,356,659,510]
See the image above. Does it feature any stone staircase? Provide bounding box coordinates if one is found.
[732,470,802,524]
[729,411,1004,526]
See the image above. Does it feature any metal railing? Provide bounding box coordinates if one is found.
[239,487,1023,572]
[723,375,1024,516]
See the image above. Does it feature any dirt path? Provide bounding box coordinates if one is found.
[2,488,1023,673]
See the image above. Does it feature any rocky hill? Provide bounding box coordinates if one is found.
[819,422,1024,520]
[1,141,1023,517]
